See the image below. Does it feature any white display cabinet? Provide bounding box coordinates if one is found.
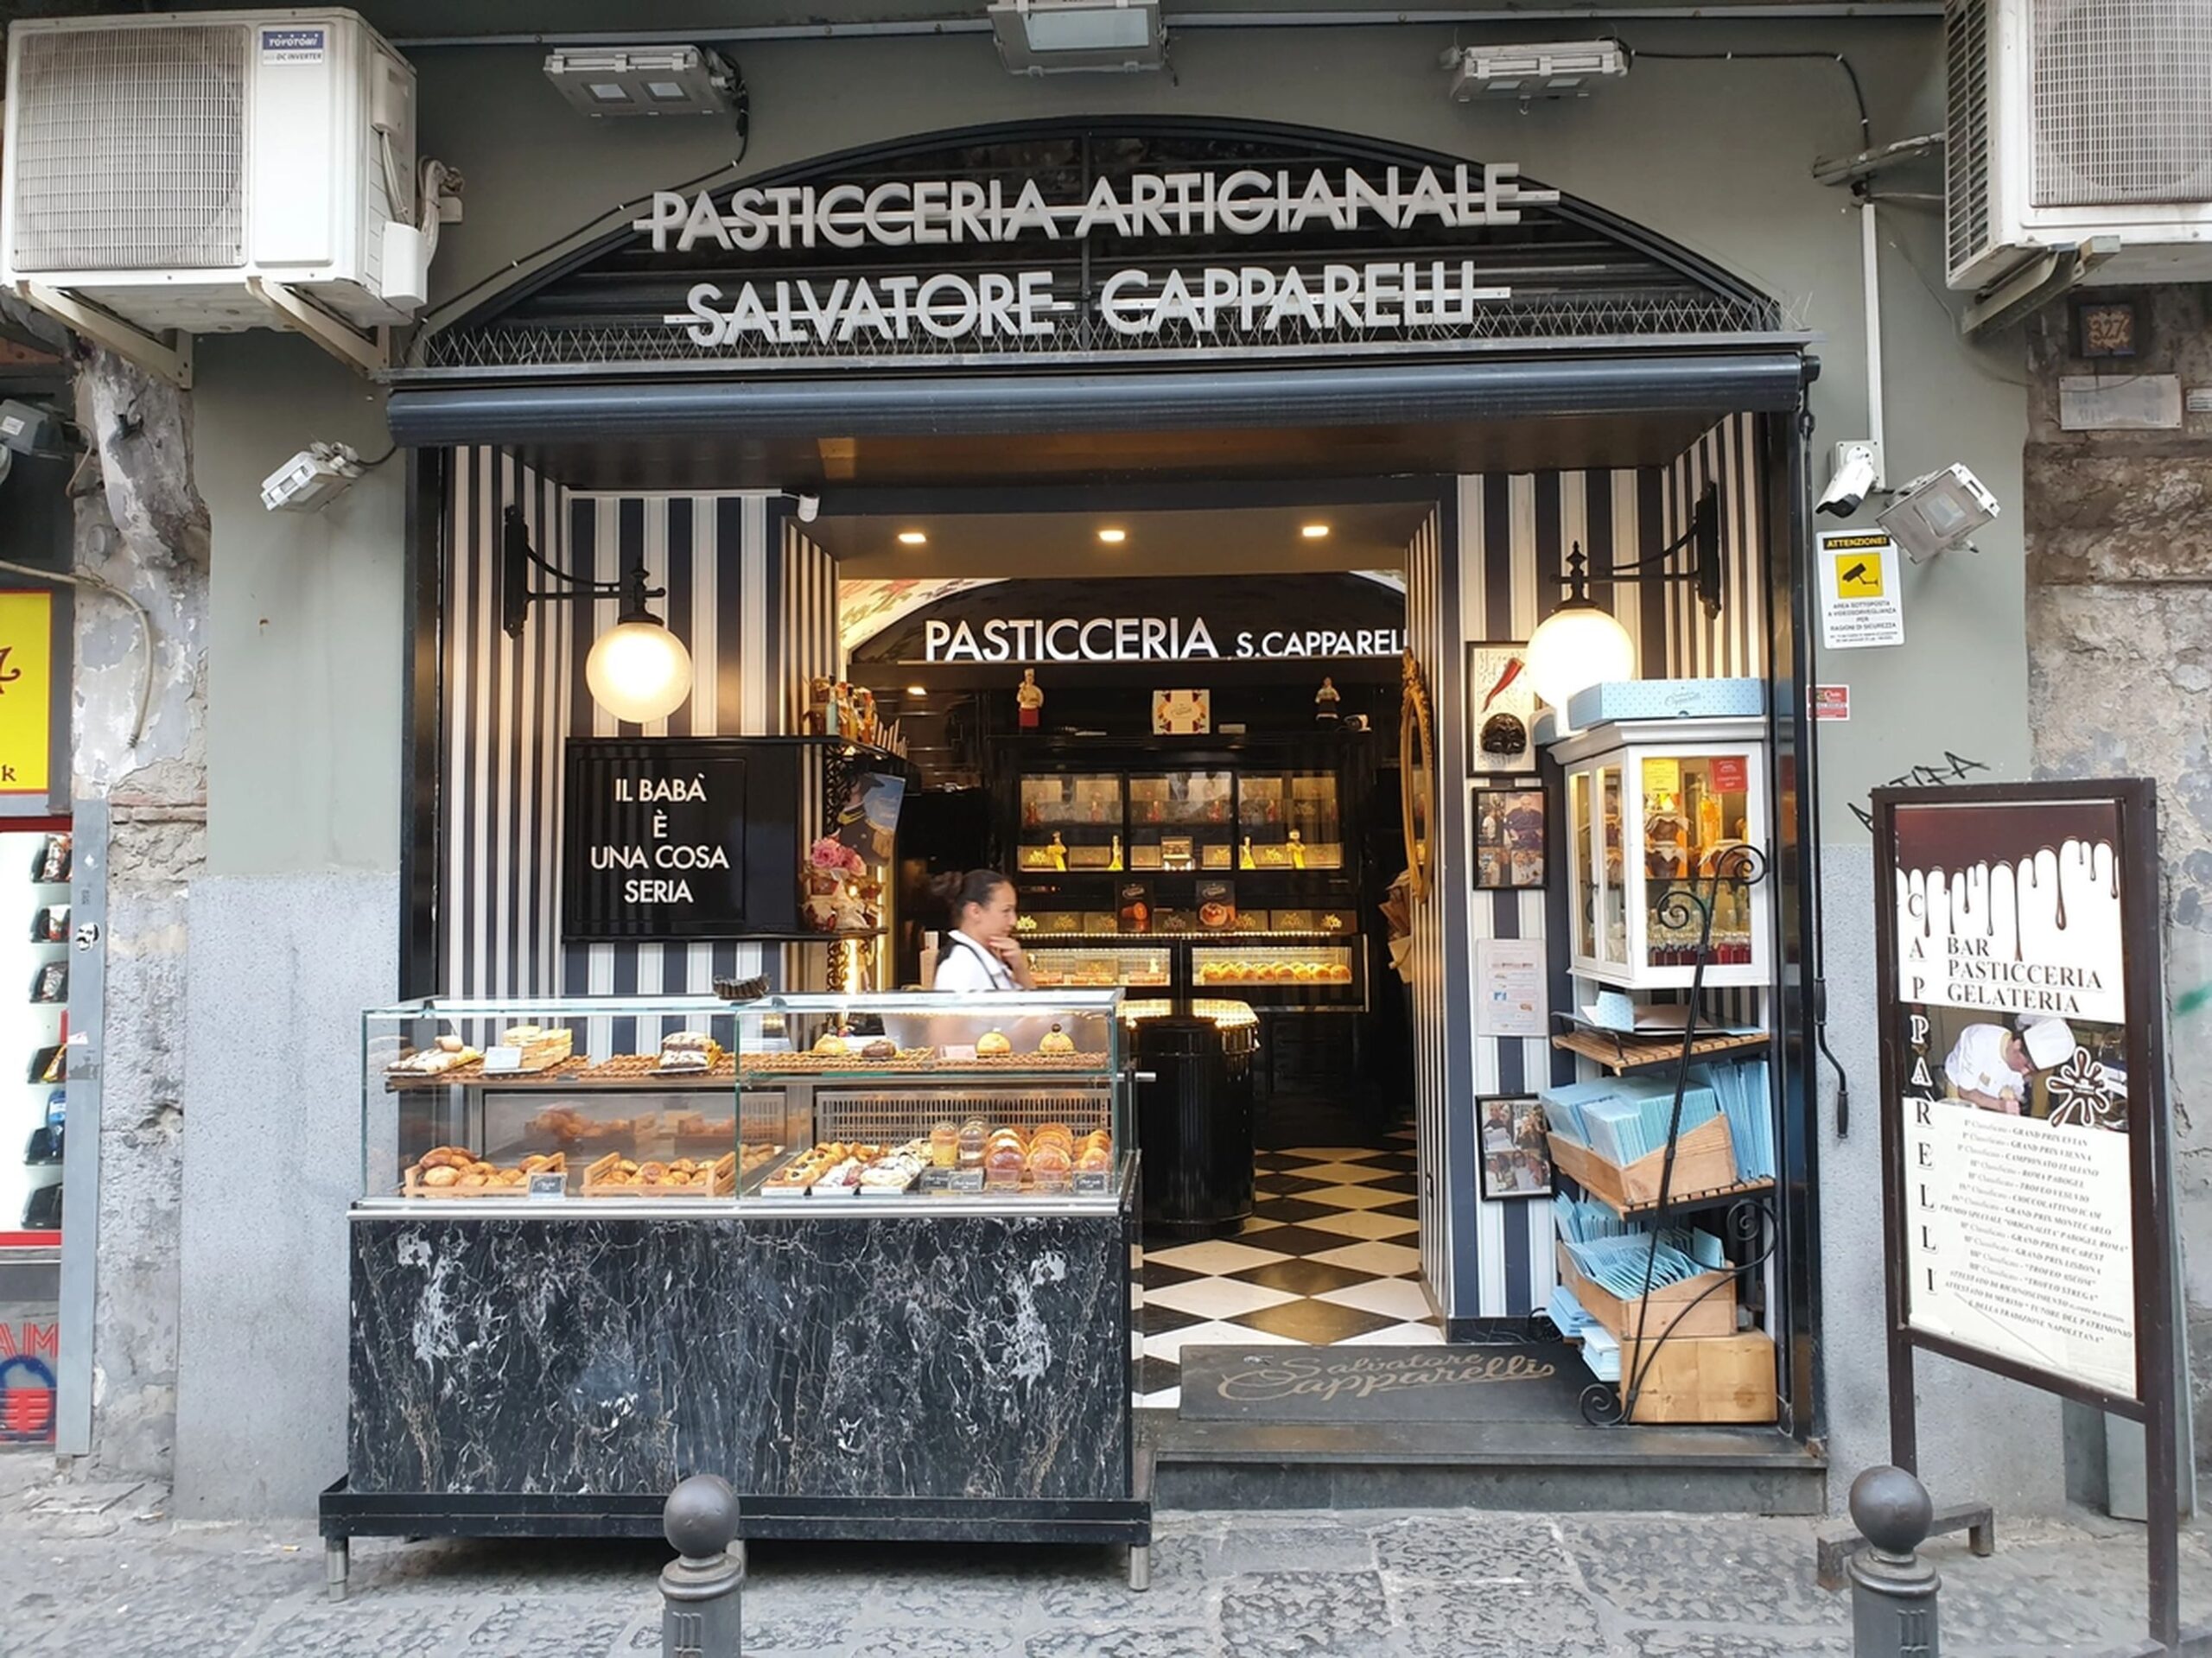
[1553,717,1770,991]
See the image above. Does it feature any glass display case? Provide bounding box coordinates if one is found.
[1027,942,1173,990]
[1553,718,1770,989]
[734,991,1128,1201]
[1189,937,1363,1007]
[1127,770,1236,871]
[1236,770,1344,870]
[1016,773,1125,873]
[360,997,746,1203]
[360,992,1134,1210]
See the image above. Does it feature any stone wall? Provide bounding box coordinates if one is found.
[2023,287,2212,1464]
[69,348,209,1479]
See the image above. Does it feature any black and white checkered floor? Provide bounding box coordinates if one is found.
[1137,1127,1434,1410]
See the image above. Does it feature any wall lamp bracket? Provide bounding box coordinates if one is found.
[1559,484,1723,619]
[500,503,664,638]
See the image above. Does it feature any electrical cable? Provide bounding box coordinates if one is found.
[414,90,750,335]
[0,556,154,747]
[1618,43,1872,152]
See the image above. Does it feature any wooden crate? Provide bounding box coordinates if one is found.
[582,1150,736,1197]
[1548,1113,1738,1212]
[1617,1332,1777,1425]
[1555,1239,1737,1343]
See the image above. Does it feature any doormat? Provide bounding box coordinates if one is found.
[1176,1343,1589,1424]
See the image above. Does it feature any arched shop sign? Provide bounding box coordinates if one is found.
[416,118,1783,378]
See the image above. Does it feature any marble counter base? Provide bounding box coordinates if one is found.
[348,1204,1134,1503]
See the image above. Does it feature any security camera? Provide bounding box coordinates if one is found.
[261,442,366,512]
[795,493,820,523]
[1816,441,1882,518]
[1878,463,1999,562]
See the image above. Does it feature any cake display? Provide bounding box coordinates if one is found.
[1038,1024,1076,1056]
[653,1031,722,1075]
[976,1030,1013,1058]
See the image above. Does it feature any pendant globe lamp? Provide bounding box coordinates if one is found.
[501,504,694,723]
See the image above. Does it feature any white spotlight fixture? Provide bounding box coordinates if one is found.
[543,45,740,117]
[897,530,929,546]
[1877,463,1999,563]
[1300,523,1331,539]
[1097,527,1128,544]
[906,684,929,697]
[990,0,1165,75]
[1446,40,1629,102]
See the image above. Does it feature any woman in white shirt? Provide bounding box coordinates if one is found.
[929,868,1036,993]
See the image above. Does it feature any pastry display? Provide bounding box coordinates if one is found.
[976,1030,1013,1058]
[493,1025,574,1071]
[1196,957,1354,986]
[387,1036,484,1077]
[403,1147,565,1197]
[958,1118,988,1169]
[526,1105,658,1143]
[1038,1024,1076,1056]
[931,1121,958,1168]
[860,1037,899,1062]
[813,1027,851,1057]
[583,1150,737,1196]
[653,1032,723,1075]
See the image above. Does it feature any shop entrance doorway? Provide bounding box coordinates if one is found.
[824,492,1437,1409]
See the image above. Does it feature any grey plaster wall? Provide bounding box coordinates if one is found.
[2021,289,2212,1471]
[70,351,211,1481]
[171,872,397,1519]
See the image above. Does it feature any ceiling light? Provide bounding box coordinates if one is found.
[990,0,1165,75]
[1097,527,1128,544]
[897,530,928,545]
[1300,524,1331,539]
[543,46,739,117]
[906,684,929,697]
[1876,463,1999,562]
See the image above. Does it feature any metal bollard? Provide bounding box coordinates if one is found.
[660,1474,742,1658]
[1848,1465,1940,1658]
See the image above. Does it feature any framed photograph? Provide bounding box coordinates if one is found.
[1478,1096,1553,1201]
[1473,784,1546,890]
[1466,642,1537,773]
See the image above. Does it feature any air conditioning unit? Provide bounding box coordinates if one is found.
[1945,0,2212,290]
[1,9,423,340]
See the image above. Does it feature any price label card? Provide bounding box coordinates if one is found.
[1642,758,1681,797]
[481,1045,523,1075]
[941,1044,978,1064]
[527,1172,567,1200]
[1072,1171,1114,1196]
[922,1168,985,1195]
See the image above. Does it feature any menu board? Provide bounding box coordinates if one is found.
[563,739,799,940]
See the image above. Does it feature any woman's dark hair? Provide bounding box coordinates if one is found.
[929,867,1011,924]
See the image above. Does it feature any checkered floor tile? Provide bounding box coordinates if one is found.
[1136,1135,1436,1409]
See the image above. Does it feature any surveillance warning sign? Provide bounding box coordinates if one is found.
[1817,530,1905,650]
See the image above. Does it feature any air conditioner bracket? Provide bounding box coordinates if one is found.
[13,283,194,390]
[1962,237,2120,338]
[247,278,390,377]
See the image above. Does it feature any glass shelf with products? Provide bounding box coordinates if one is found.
[734,991,1129,1207]
[1127,771,1236,872]
[1552,718,1771,990]
[1026,942,1173,990]
[1015,773,1125,874]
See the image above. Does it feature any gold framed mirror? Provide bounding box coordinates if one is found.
[1399,652,1434,905]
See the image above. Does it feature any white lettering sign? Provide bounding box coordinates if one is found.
[919,616,1404,664]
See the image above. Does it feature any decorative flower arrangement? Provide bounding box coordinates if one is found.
[802,838,878,933]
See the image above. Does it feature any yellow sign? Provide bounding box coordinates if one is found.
[1833,549,1885,598]
[1642,757,1681,797]
[0,591,52,795]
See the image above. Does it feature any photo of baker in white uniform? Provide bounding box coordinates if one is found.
[1942,1017,2075,1117]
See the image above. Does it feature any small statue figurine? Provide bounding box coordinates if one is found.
[1017,669,1045,730]
[1315,677,1342,726]
[1108,833,1124,873]
[1289,829,1307,870]
[852,686,878,746]
[806,675,836,736]
[1048,831,1069,872]
[1240,835,1257,871]
[833,681,857,740]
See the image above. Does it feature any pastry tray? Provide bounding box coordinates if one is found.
[738,1051,1110,1076]
[386,1054,739,1090]
[581,1150,737,1197]
[401,1153,566,1198]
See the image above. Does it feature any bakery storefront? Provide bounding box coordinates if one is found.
[326,118,1822,1579]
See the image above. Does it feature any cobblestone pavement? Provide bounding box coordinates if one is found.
[3,1458,2205,1656]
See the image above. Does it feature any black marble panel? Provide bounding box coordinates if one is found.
[349,1205,1133,1506]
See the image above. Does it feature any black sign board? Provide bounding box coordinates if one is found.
[563,739,800,941]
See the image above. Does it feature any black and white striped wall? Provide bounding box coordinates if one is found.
[437,454,841,1041]
[1408,413,1770,1324]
